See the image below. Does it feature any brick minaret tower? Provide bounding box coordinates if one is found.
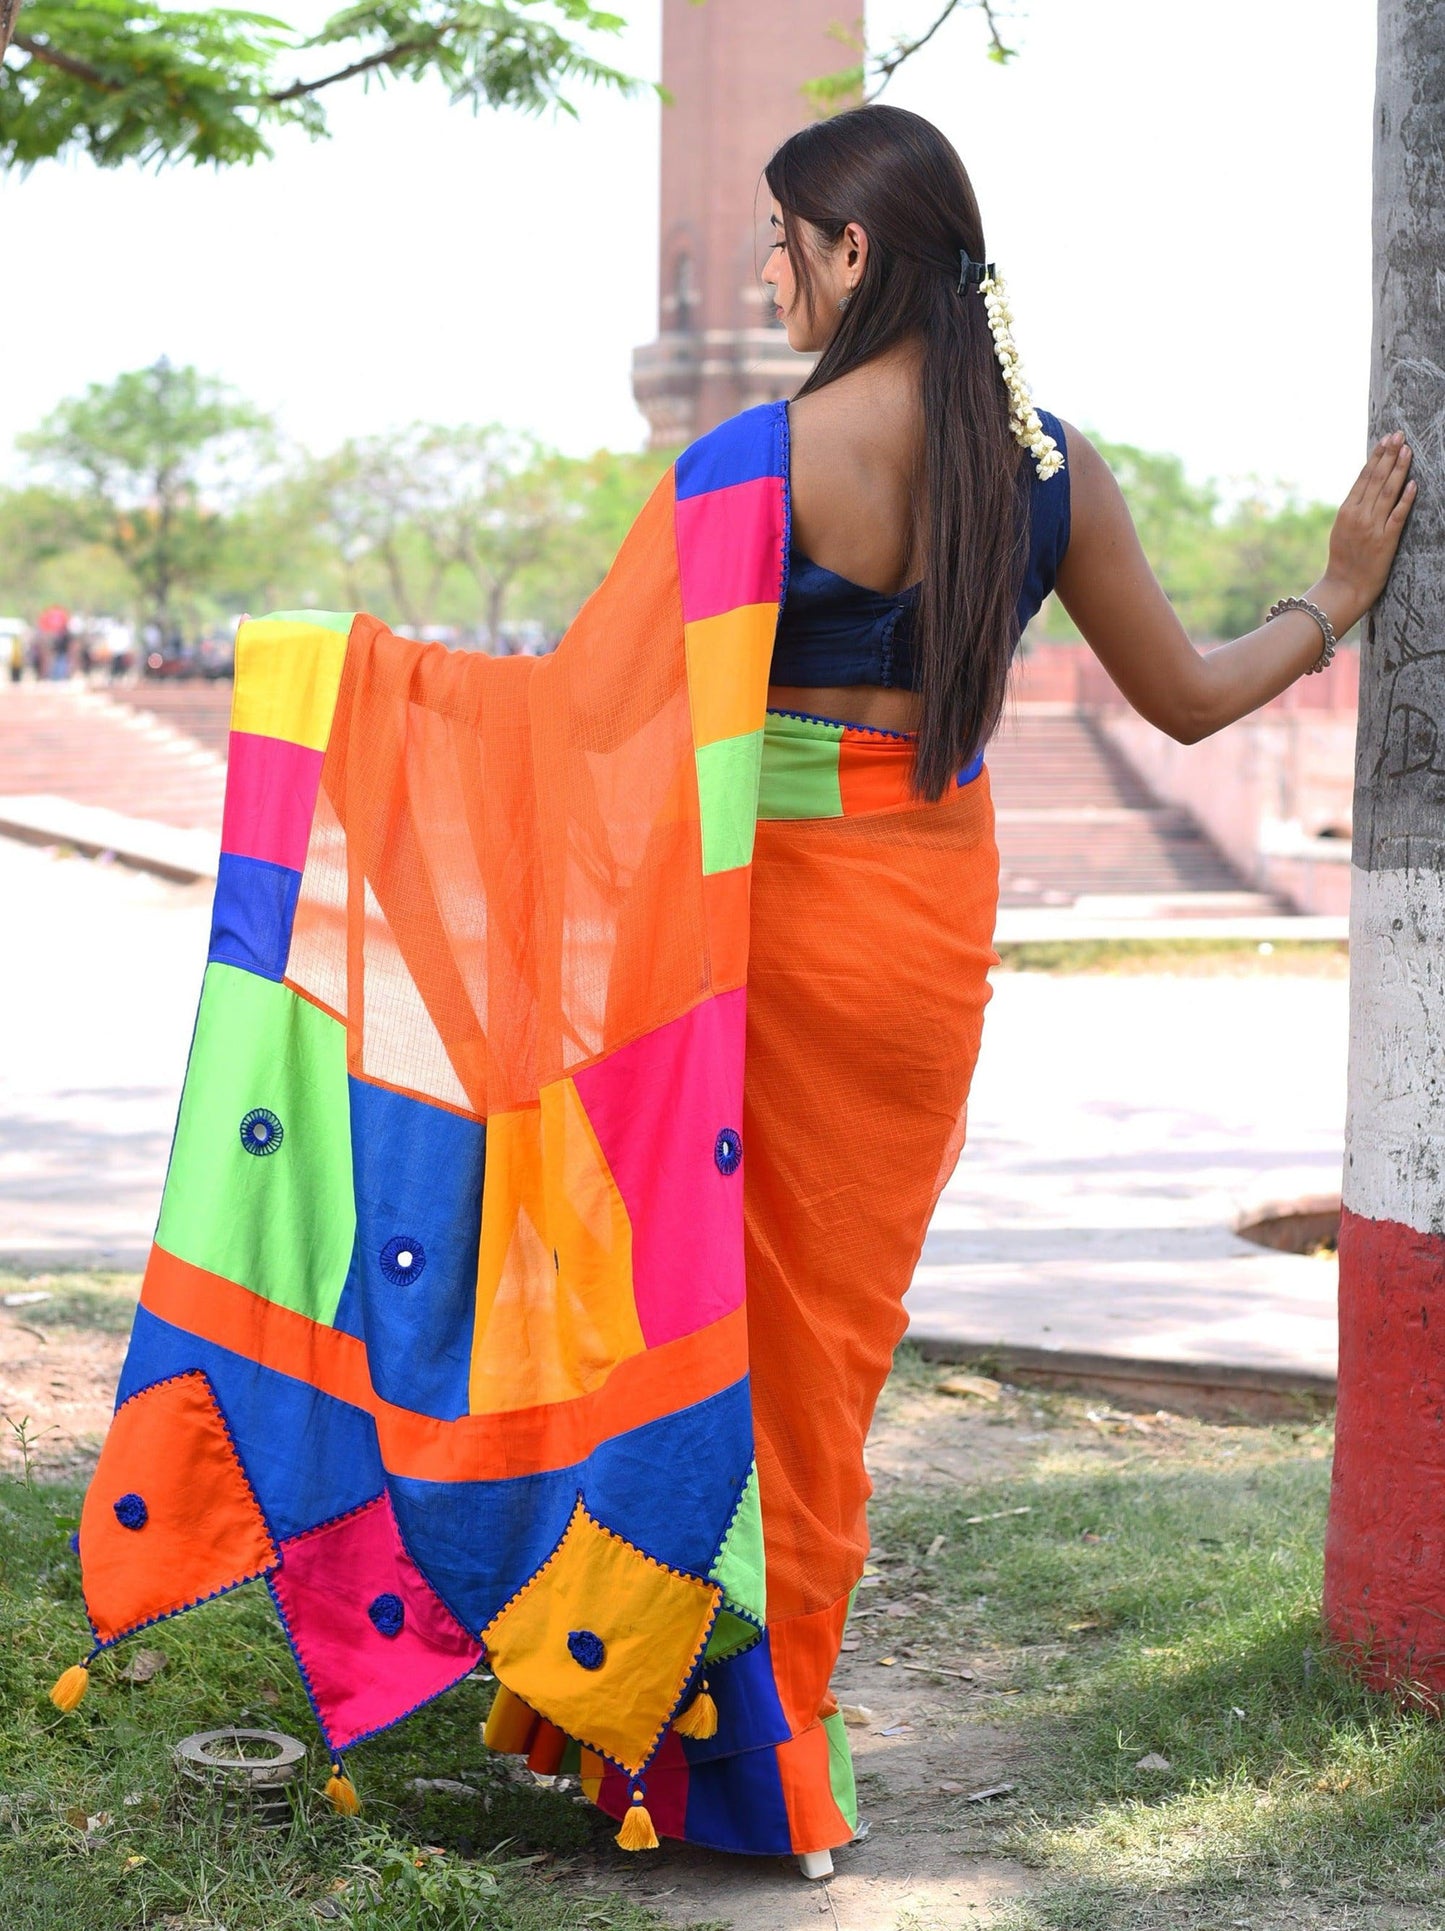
[632,0,858,447]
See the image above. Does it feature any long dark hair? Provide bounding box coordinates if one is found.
[765,105,1029,799]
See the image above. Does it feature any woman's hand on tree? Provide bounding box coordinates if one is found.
[1322,432,1417,628]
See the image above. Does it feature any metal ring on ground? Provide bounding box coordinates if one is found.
[175,1730,311,1815]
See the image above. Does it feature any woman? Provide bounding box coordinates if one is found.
[715,102,1413,1875]
[61,101,1412,1884]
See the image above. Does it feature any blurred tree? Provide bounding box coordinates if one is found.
[410,428,581,645]
[1211,494,1338,642]
[20,358,270,633]
[0,0,638,169]
[1026,437,1345,647]
[514,444,672,631]
[0,483,138,616]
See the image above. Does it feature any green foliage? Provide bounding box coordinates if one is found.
[513,444,673,630]
[1,0,641,172]
[19,358,271,627]
[4,0,314,169]
[1,362,1345,653]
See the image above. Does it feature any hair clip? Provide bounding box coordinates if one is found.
[957,251,996,293]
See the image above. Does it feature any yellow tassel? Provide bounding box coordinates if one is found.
[615,1792,659,1851]
[673,1680,718,1740]
[325,1765,361,1816]
[49,1664,90,1713]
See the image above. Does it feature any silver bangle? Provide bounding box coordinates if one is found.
[1267,595,1337,674]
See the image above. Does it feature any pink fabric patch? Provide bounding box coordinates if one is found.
[271,1494,481,1751]
[597,1727,690,1834]
[674,477,785,623]
[573,990,746,1348]
[221,730,325,872]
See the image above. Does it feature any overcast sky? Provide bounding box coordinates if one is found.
[2,0,1373,507]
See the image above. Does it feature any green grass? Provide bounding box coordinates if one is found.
[1,1272,139,1337]
[868,1392,1445,1927]
[6,1303,1439,1927]
[0,1471,678,1930]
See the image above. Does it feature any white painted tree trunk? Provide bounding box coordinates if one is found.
[1324,0,1445,1685]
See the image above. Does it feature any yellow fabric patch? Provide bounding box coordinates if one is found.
[232,619,349,751]
[483,1499,720,1774]
[469,1081,644,1415]
[684,603,776,748]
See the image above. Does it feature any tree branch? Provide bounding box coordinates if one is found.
[265,32,437,103]
[867,0,1015,99]
[11,31,123,89]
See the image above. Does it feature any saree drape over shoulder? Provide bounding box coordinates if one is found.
[69,402,998,1858]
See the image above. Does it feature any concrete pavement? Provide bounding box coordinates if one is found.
[911,972,1343,1398]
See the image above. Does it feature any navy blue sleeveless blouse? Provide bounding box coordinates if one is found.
[772,410,1071,691]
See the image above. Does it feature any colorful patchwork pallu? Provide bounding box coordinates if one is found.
[58,398,1002,1859]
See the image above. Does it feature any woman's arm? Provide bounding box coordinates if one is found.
[1051,423,1417,744]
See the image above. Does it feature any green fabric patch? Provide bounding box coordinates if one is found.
[710,1462,766,1626]
[757,716,843,820]
[703,1607,760,1662]
[695,730,764,875]
[156,963,354,1322]
[823,1709,858,1830]
[259,610,356,633]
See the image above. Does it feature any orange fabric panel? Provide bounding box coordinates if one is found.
[80,1369,278,1644]
[744,771,999,1623]
[774,1723,852,1855]
[836,731,915,815]
[525,1721,569,1775]
[139,1244,748,1483]
[470,1082,642,1415]
[702,864,752,992]
[767,1599,852,1736]
[290,477,715,1121]
[142,1245,374,1410]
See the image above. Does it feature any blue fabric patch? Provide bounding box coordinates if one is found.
[683,1734,793,1855]
[368,1591,405,1637]
[678,1627,790,1764]
[388,1378,754,1633]
[330,1078,484,1419]
[567,1628,605,1670]
[955,749,985,787]
[388,1466,576,1636]
[675,401,786,500]
[208,852,302,983]
[239,1107,284,1156]
[378,1234,426,1287]
[713,1127,742,1176]
[118,1307,383,1541]
[113,1491,148,1530]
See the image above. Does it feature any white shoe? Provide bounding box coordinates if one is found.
[798,1849,834,1881]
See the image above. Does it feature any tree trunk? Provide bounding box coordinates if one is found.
[1323,0,1445,1691]
[485,579,507,652]
[0,0,23,61]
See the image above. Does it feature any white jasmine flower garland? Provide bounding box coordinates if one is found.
[979,272,1065,482]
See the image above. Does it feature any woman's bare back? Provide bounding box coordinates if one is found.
[770,348,928,733]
